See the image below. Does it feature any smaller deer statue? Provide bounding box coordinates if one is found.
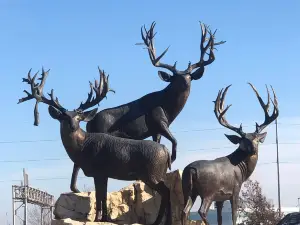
[181,83,279,225]
[18,68,172,225]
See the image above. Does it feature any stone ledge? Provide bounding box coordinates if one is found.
[51,218,142,225]
[51,218,204,225]
[53,170,203,225]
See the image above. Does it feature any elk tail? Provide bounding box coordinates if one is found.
[181,167,196,220]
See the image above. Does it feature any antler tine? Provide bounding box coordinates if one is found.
[77,67,115,111]
[187,22,226,73]
[248,83,279,133]
[201,23,213,62]
[37,67,50,94]
[270,85,279,120]
[47,89,64,109]
[213,85,245,136]
[139,21,178,74]
[18,68,65,126]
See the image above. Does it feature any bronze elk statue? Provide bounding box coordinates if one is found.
[67,21,225,193]
[18,68,172,225]
[181,83,279,225]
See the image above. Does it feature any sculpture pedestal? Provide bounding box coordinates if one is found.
[51,218,142,225]
[52,170,203,225]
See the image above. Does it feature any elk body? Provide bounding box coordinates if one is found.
[18,69,172,225]
[69,22,225,193]
[181,84,279,225]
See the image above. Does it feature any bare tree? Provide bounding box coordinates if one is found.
[28,205,51,225]
[238,179,283,225]
[82,184,95,192]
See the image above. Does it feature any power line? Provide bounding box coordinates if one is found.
[1,122,300,145]
[0,161,298,184]
[1,142,299,164]
[0,142,299,164]
[0,139,57,144]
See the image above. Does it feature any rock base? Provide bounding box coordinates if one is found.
[51,218,142,225]
[53,170,203,225]
[51,218,204,225]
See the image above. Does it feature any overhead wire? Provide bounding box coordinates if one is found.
[2,161,299,183]
[1,121,299,183]
[0,142,299,163]
[1,121,300,145]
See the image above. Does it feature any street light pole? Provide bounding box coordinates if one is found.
[275,119,281,214]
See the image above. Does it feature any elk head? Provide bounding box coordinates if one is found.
[18,67,114,131]
[213,83,279,155]
[139,22,226,91]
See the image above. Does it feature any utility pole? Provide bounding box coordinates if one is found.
[12,169,54,225]
[275,119,281,214]
[23,169,28,225]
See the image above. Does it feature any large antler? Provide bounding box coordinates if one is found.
[139,22,177,74]
[76,67,115,112]
[213,85,245,136]
[186,22,226,74]
[18,68,66,126]
[138,21,226,75]
[248,83,279,133]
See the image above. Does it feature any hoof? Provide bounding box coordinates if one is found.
[94,215,113,223]
[94,214,103,222]
[102,218,114,223]
[70,186,80,193]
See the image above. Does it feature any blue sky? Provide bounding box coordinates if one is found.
[1,0,300,223]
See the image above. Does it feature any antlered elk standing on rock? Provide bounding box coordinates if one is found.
[68,21,225,193]
[18,68,172,225]
[181,83,279,225]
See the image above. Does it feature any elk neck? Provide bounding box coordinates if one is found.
[226,148,258,182]
[60,121,87,160]
[162,80,191,122]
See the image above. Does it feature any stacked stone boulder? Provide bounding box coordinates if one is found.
[52,170,203,225]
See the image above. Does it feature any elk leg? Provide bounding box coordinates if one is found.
[216,201,224,225]
[198,198,213,225]
[101,177,109,222]
[70,164,80,193]
[230,194,239,225]
[152,134,162,143]
[148,107,177,163]
[94,176,108,222]
[145,180,171,225]
[181,192,197,225]
[158,123,177,163]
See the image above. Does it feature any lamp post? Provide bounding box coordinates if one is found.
[275,119,281,214]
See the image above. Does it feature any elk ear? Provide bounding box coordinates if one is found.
[48,106,63,120]
[82,108,98,122]
[225,134,241,145]
[258,132,267,143]
[191,67,205,80]
[158,71,173,82]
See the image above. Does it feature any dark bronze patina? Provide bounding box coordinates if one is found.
[18,68,172,224]
[181,83,279,225]
[68,21,225,193]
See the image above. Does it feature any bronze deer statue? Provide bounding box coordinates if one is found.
[181,83,279,225]
[68,21,225,193]
[18,68,172,225]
